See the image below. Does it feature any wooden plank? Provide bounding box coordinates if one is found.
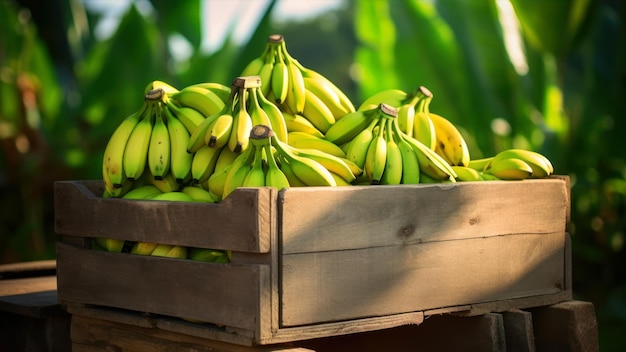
[57,242,269,331]
[281,232,565,326]
[70,314,315,352]
[280,179,569,253]
[54,180,274,253]
[528,300,599,352]
[502,309,536,352]
[0,259,56,278]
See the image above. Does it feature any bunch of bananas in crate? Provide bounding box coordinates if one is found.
[96,33,554,256]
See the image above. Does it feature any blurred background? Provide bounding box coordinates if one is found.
[0,0,624,349]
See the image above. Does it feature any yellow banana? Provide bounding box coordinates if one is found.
[144,80,178,96]
[358,89,407,111]
[380,119,403,185]
[241,56,265,77]
[451,165,482,182]
[123,104,154,181]
[187,82,231,104]
[271,48,289,104]
[150,191,195,202]
[164,106,193,184]
[298,65,355,114]
[171,86,225,119]
[102,107,145,189]
[397,138,420,184]
[242,146,266,187]
[214,145,239,174]
[122,184,162,200]
[490,149,553,178]
[150,171,181,193]
[187,109,220,153]
[182,185,219,203]
[283,112,324,138]
[412,87,437,151]
[191,145,222,184]
[279,158,307,187]
[204,113,233,149]
[364,118,388,184]
[151,244,188,259]
[273,137,336,187]
[485,157,533,180]
[287,131,346,158]
[302,88,336,133]
[324,108,374,146]
[284,54,307,114]
[264,144,290,191]
[147,108,171,180]
[228,89,253,153]
[93,238,125,253]
[397,103,416,138]
[131,242,159,255]
[291,147,357,184]
[345,117,379,168]
[221,145,256,198]
[256,87,289,142]
[303,76,353,119]
[430,112,471,167]
[166,104,205,133]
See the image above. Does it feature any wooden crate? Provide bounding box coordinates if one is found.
[54,178,572,346]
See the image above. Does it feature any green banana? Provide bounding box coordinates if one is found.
[123,104,154,181]
[147,107,171,180]
[164,106,193,184]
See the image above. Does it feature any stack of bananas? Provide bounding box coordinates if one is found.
[96,33,556,257]
[240,34,355,134]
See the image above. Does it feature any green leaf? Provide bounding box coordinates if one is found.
[150,0,202,48]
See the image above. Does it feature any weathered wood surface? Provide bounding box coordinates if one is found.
[54,180,275,253]
[280,179,569,253]
[281,232,566,326]
[57,242,271,331]
[502,309,536,352]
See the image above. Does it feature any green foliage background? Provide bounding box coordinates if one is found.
[0,0,624,349]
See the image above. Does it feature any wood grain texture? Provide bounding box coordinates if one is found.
[281,232,565,326]
[279,179,569,254]
[57,242,269,330]
[54,180,274,253]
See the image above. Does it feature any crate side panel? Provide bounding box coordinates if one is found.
[54,181,271,253]
[56,242,264,330]
[280,232,565,327]
[280,179,568,254]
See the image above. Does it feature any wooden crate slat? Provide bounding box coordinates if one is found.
[280,179,569,254]
[54,180,273,253]
[281,232,565,326]
[57,242,268,330]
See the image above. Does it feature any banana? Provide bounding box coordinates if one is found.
[291,147,357,183]
[484,157,533,180]
[324,108,375,146]
[258,56,275,97]
[188,248,228,262]
[287,131,346,158]
[303,76,353,119]
[151,244,188,259]
[187,108,221,153]
[345,117,379,168]
[273,137,336,187]
[467,157,493,172]
[248,87,272,127]
[284,54,307,114]
[397,137,420,184]
[123,104,154,181]
[102,107,145,189]
[228,90,253,153]
[214,145,239,173]
[271,48,289,104]
[283,112,324,138]
[204,113,233,149]
[122,184,162,200]
[150,191,195,202]
[358,89,407,111]
[131,242,159,255]
[302,88,336,133]
[241,56,265,77]
[264,144,290,191]
[396,103,416,138]
[412,87,437,151]
[380,119,403,185]
[490,149,553,178]
[191,145,222,184]
[256,87,289,142]
[279,158,307,187]
[364,118,388,184]
[430,112,471,167]
[182,185,219,203]
[221,145,256,198]
[93,238,126,253]
[147,107,171,180]
[151,171,181,193]
[166,104,205,133]
[144,80,178,96]
[451,165,482,182]
[164,106,193,183]
[171,86,225,119]
[242,146,266,187]
[298,65,355,114]
[188,82,231,103]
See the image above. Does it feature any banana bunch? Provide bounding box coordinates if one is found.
[463,148,554,181]
[240,34,355,134]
